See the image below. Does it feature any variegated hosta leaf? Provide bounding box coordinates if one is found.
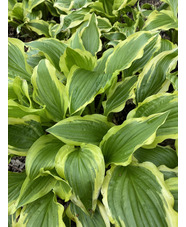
[23,0,45,12]
[161,0,178,18]
[100,112,169,166]
[153,38,176,57]
[94,48,113,73]
[12,76,32,107]
[47,114,113,146]
[26,134,65,179]
[32,59,68,122]
[143,10,178,31]
[27,20,50,37]
[26,48,45,68]
[66,201,110,227]
[67,67,115,114]
[103,76,138,116]
[128,92,178,146]
[102,163,178,227]
[60,47,97,76]
[112,0,137,15]
[97,16,112,32]
[26,38,67,71]
[8,99,49,122]
[53,180,72,202]
[55,144,105,214]
[124,34,161,77]
[136,48,178,103]
[167,71,178,90]
[80,13,102,56]
[105,31,158,75]
[8,0,16,11]
[8,171,26,215]
[165,177,178,211]
[8,38,32,81]
[8,115,44,156]
[134,145,178,168]
[8,78,17,100]
[15,192,65,227]
[69,31,85,51]
[158,165,178,180]
[16,175,57,208]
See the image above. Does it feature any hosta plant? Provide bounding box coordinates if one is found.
[8,0,178,226]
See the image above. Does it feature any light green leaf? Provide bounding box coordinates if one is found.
[8,172,26,215]
[27,20,50,37]
[16,175,57,208]
[11,3,24,21]
[165,177,178,211]
[15,192,65,227]
[32,59,68,122]
[94,48,113,73]
[158,165,178,180]
[136,48,178,103]
[66,201,110,227]
[8,78,17,100]
[8,99,49,122]
[26,38,67,71]
[128,92,178,146]
[97,16,112,32]
[102,163,178,227]
[81,13,102,55]
[26,48,45,68]
[8,115,44,156]
[23,0,45,12]
[26,134,65,179]
[105,31,158,74]
[55,144,105,214]
[8,0,16,11]
[100,112,169,166]
[124,34,161,77]
[103,76,138,116]
[8,38,32,81]
[153,38,176,57]
[60,47,97,76]
[134,145,178,168]
[161,0,178,18]
[143,10,178,31]
[12,76,32,107]
[67,67,115,114]
[47,114,113,146]
[53,180,72,202]
[167,71,178,90]
[69,31,85,50]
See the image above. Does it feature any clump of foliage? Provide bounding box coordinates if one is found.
[8,0,178,226]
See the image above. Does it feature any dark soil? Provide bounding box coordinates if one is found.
[8,156,25,172]
[139,0,162,7]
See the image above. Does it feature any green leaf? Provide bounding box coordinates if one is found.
[26,38,67,71]
[11,3,24,21]
[102,163,178,227]
[134,145,178,168]
[47,114,113,146]
[143,10,178,31]
[53,180,72,202]
[27,20,50,37]
[8,171,26,215]
[8,0,16,11]
[8,78,17,100]
[161,0,178,18]
[60,47,97,76]
[8,99,49,122]
[97,16,112,32]
[124,34,161,77]
[165,177,178,211]
[55,144,105,214]
[16,192,65,227]
[128,92,178,146]
[81,13,102,55]
[26,134,65,179]
[16,175,57,208]
[158,165,178,180]
[8,38,32,81]
[8,115,44,156]
[103,76,138,116]
[153,38,176,57]
[23,0,45,12]
[32,59,68,122]
[100,112,169,166]
[66,201,110,227]
[105,31,158,74]
[67,67,115,114]
[94,48,113,73]
[136,48,178,103]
